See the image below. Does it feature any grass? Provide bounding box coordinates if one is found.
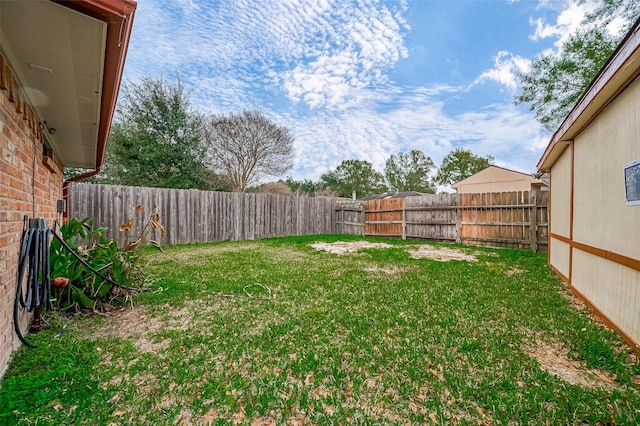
[1,234,639,425]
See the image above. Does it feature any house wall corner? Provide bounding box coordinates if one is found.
[0,51,64,379]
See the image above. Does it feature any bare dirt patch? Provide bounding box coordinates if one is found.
[408,245,477,262]
[505,267,525,276]
[158,242,263,264]
[524,340,618,389]
[82,306,162,340]
[310,241,478,262]
[310,241,394,255]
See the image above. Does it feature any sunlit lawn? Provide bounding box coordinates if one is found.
[1,235,639,424]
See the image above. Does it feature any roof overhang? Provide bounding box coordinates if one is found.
[0,0,136,170]
[537,19,640,172]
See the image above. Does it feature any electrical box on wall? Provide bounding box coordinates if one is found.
[56,199,66,214]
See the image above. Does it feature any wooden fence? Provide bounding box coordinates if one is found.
[67,184,548,251]
[67,183,336,246]
[335,201,364,235]
[340,190,548,251]
[459,191,548,250]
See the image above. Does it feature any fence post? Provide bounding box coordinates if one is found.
[529,190,538,252]
[455,196,462,244]
[402,203,406,240]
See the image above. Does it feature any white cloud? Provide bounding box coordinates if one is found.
[278,86,548,181]
[474,51,531,90]
[126,0,409,112]
[278,2,410,109]
[529,0,599,47]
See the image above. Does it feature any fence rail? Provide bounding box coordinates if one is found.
[67,183,336,246]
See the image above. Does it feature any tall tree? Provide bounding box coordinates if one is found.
[516,0,640,132]
[101,75,209,189]
[435,148,493,186]
[321,159,386,199]
[203,110,294,192]
[385,149,436,193]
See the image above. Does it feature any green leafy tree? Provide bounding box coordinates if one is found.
[435,148,493,186]
[385,149,436,193]
[203,110,294,192]
[284,177,319,196]
[101,75,209,189]
[321,159,386,199]
[516,0,639,132]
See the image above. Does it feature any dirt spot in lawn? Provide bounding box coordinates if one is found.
[163,242,263,264]
[408,245,477,262]
[524,340,618,389]
[81,306,161,340]
[83,304,195,351]
[310,241,394,254]
[310,241,477,263]
[505,267,525,276]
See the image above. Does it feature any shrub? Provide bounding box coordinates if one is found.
[49,206,165,311]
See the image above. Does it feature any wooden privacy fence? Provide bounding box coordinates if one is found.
[67,183,336,246]
[68,184,548,250]
[459,191,548,250]
[334,201,364,235]
[339,190,548,251]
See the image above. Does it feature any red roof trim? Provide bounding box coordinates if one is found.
[537,19,640,171]
[55,0,137,182]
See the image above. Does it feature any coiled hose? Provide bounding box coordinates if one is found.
[14,217,51,348]
[14,218,132,348]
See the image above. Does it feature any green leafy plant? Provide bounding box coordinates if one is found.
[49,206,165,311]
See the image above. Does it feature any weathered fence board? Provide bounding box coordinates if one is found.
[405,194,458,242]
[364,198,404,237]
[335,202,364,235]
[351,190,549,251]
[67,183,337,246]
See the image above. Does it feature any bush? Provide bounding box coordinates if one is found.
[49,207,165,311]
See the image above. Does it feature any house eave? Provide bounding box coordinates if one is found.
[0,0,136,171]
[537,19,640,172]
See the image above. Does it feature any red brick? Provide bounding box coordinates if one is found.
[1,69,63,378]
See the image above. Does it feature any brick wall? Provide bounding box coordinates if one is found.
[0,52,64,379]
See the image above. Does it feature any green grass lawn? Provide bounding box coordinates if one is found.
[2,235,639,425]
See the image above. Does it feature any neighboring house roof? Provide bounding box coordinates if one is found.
[359,191,424,201]
[451,165,546,189]
[538,18,640,171]
[0,0,136,173]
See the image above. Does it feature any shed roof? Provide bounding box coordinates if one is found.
[451,165,545,189]
[537,18,640,171]
[359,191,425,201]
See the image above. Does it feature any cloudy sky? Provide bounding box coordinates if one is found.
[121,0,598,184]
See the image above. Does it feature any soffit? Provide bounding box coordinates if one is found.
[0,0,106,168]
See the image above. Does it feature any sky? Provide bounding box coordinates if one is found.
[120,0,600,186]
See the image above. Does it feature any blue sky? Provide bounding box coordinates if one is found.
[121,0,599,186]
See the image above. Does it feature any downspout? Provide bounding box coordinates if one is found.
[62,167,103,218]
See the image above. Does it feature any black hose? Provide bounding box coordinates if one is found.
[14,217,51,348]
[14,218,139,349]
